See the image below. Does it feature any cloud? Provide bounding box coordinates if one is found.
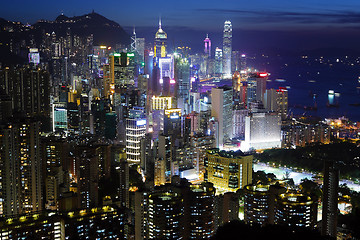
[195,8,360,25]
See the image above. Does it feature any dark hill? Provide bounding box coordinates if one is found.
[33,11,130,47]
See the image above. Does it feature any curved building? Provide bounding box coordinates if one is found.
[148,192,183,239]
[275,192,318,229]
[189,184,215,239]
[244,183,286,226]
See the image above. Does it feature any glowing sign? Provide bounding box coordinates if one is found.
[170,115,179,119]
[191,77,196,82]
[113,53,121,57]
[259,73,268,77]
[29,48,38,53]
[170,79,176,84]
[100,46,107,49]
[136,119,146,126]
[127,53,135,57]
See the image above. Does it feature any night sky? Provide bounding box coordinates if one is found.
[3,0,360,52]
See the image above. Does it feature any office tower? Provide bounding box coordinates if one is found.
[211,86,233,147]
[214,47,223,75]
[246,72,268,105]
[244,183,286,226]
[233,106,248,140]
[119,159,129,208]
[148,192,183,239]
[265,87,288,120]
[158,57,175,96]
[214,192,239,229]
[76,145,99,208]
[190,135,215,181]
[106,52,135,98]
[126,107,146,164]
[0,119,42,216]
[163,108,181,136]
[131,27,136,52]
[222,21,232,79]
[205,148,252,193]
[242,111,281,151]
[154,157,166,186]
[151,96,172,110]
[189,183,215,239]
[154,18,167,58]
[204,34,211,57]
[231,50,241,72]
[52,102,67,132]
[174,55,190,112]
[135,38,145,64]
[275,192,318,229]
[322,160,339,238]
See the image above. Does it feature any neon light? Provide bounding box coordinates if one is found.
[170,79,176,84]
[259,73,268,77]
[127,53,135,57]
[100,46,107,49]
[113,53,120,57]
[136,119,146,126]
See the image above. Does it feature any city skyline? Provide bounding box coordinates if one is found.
[3,1,360,52]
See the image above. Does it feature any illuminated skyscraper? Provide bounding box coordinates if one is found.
[222,21,232,79]
[126,107,146,164]
[204,34,211,57]
[211,86,233,147]
[214,47,222,75]
[154,19,167,58]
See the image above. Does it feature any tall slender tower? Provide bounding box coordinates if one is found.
[131,27,136,52]
[222,21,232,79]
[322,159,339,238]
[154,18,167,58]
[204,34,211,57]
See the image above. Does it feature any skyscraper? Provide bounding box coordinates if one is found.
[154,19,167,58]
[214,47,223,76]
[126,107,147,164]
[211,86,233,147]
[222,21,232,79]
[322,160,339,238]
[204,34,211,57]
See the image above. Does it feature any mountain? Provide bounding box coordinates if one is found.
[33,11,130,46]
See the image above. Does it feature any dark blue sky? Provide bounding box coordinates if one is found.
[3,0,360,51]
[3,0,360,29]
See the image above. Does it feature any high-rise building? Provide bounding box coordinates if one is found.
[211,86,233,147]
[242,111,281,151]
[148,192,183,239]
[222,21,232,79]
[322,160,339,238]
[244,183,286,226]
[126,107,146,164]
[154,19,167,58]
[205,148,252,193]
[0,119,42,216]
[0,66,51,131]
[204,34,211,57]
[264,87,288,120]
[275,192,318,229]
[214,192,239,229]
[215,47,223,75]
[188,183,215,239]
